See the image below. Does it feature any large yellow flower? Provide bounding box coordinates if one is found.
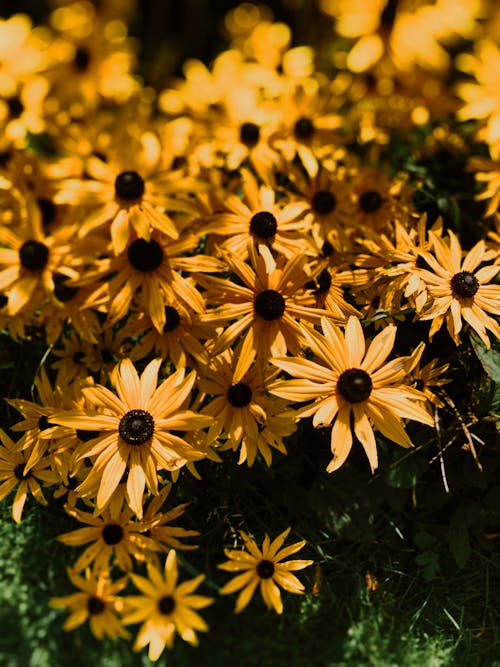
[52,358,212,518]
[270,316,433,472]
[218,527,312,614]
[417,230,500,348]
[123,549,213,661]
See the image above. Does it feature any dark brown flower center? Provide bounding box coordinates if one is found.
[250,211,277,239]
[87,596,105,615]
[74,47,91,71]
[163,306,181,332]
[312,190,336,215]
[227,382,252,407]
[19,240,49,271]
[119,409,154,445]
[14,463,29,480]
[294,116,315,140]
[37,197,57,229]
[53,273,78,302]
[450,271,479,298]
[158,595,176,615]
[102,523,124,545]
[76,429,100,441]
[7,96,24,118]
[359,190,383,213]
[256,559,275,579]
[337,368,372,403]
[254,290,286,321]
[115,171,145,201]
[239,122,260,147]
[306,269,332,295]
[128,238,164,272]
[38,415,55,431]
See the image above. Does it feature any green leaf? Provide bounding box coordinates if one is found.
[384,455,428,489]
[470,332,500,382]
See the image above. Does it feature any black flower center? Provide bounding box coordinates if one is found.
[7,96,24,118]
[115,171,145,201]
[312,190,336,215]
[101,348,114,363]
[127,238,164,272]
[254,290,286,321]
[74,47,91,71]
[37,197,57,229]
[119,409,154,446]
[239,122,260,147]
[38,415,54,431]
[256,559,275,579]
[14,463,29,480]
[294,116,315,140]
[359,190,383,213]
[76,429,100,441]
[450,271,479,298]
[53,273,79,302]
[87,596,105,615]
[163,306,181,332]
[322,240,333,257]
[19,240,49,272]
[158,595,176,615]
[249,211,277,239]
[306,269,332,295]
[227,382,252,407]
[102,523,124,545]
[337,368,372,403]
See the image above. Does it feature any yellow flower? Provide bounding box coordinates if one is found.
[218,527,312,614]
[122,550,213,661]
[0,430,57,523]
[270,316,433,472]
[52,358,212,518]
[57,494,161,573]
[50,568,129,640]
[417,230,500,348]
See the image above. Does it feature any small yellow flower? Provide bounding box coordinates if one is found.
[219,527,312,614]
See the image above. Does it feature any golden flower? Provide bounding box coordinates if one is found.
[82,229,220,333]
[54,129,197,254]
[218,527,312,614]
[456,39,500,155]
[198,347,293,466]
[198,245,341,379]
[0,430,57,523]
[57,494,160,573]
[0,192,78,315]
[122,550,213,661]
[50,568,129,640]
[417,230,500,348]
[270,316,433,472]
[407,357,450,410]
[51,358,212,518]
[205,169,316,263]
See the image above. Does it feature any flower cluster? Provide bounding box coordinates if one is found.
[0,0,499,661]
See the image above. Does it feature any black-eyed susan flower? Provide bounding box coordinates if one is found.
[270,316,433,472]
[205,169,316,263]
[52,358,212,518]
[57,495,161,573]
[0,430,57,523]
[218,527,312,614]
[50,568,129,640]
[198,245,342,379]
[417,230,500,348]
[54,129,196,254]
[122,549,213,661]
